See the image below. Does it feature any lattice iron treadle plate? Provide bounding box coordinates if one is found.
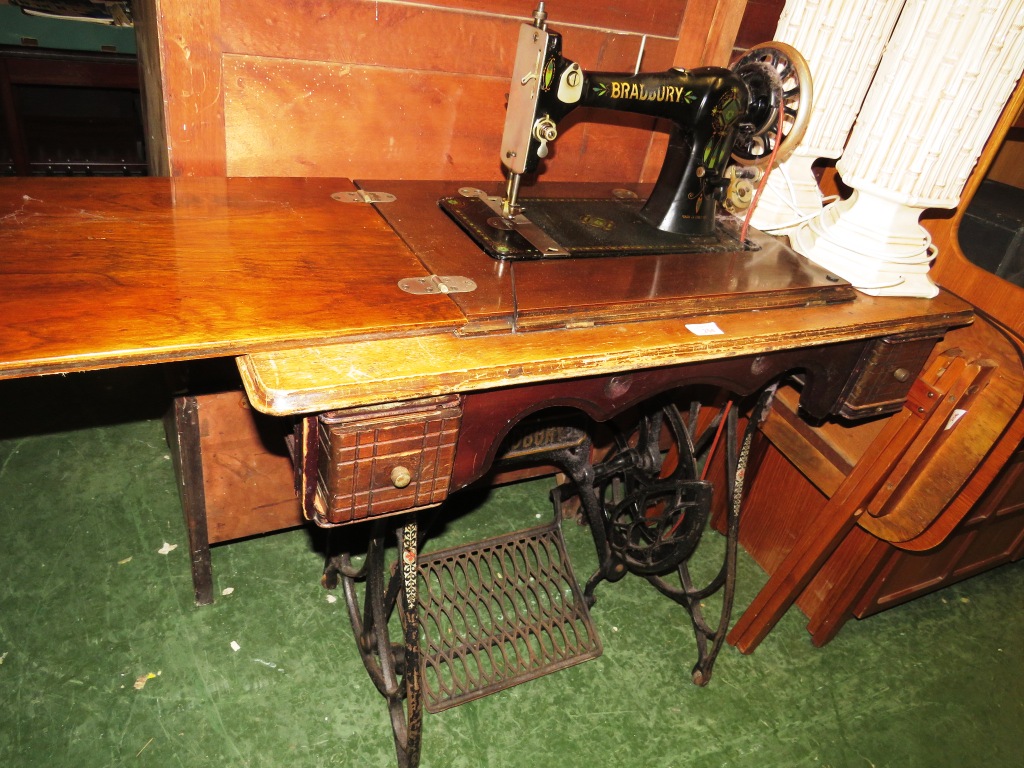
[417,522,602,713]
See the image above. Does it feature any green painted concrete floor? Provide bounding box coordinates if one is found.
[1,369,1022,768]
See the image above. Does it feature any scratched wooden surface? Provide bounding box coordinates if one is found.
[239,289,973,416]
[0,176,464,378]
[358,179,856,333]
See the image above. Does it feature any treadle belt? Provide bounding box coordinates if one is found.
[416,522,602,713]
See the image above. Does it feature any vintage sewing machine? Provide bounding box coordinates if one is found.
[442,1,812,259]
[290,10,837,767]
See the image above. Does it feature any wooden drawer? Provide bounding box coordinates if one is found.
[836,331,944,418]
[301,395,462,526]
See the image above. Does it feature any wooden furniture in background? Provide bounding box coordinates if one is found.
[166,391,302,605]
[926,77,1024,337]
[919,74,1024,583]
[728,316,1024,651]
[0,45,145,176]
[727,75,1024,651]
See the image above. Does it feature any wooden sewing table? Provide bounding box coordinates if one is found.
[0,177,973,768]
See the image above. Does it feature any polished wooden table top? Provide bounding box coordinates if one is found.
[0,177,463,378]
[238,180,974,415]
[1,176,973,413]
[358,180,858,334]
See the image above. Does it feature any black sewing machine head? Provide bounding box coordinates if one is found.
[441,2,812,260]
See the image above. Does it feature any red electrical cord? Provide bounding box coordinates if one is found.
[739,102,786,244]
[700,401,733,482]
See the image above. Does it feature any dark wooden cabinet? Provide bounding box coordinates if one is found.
[0,46,146,176]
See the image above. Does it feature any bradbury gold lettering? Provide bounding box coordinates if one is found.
[606,82,692,102]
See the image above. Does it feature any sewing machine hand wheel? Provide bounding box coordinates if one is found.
[730,42,813,166]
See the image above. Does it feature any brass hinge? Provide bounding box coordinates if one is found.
[331,190,396,203]
[398,275,477,295]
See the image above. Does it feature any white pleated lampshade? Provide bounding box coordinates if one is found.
[791,0,1024,297]
[750,0,903,234]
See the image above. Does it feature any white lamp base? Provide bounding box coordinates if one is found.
[748,154,826,236]
[790,189,939,298]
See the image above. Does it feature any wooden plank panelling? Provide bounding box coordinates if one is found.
[137,0,747,181]
[136,0,226,177]
[222,0,687,41]
[413,0,686,34]
[220,0,677,78]
[673,0,748,68]
[223,56,662,181]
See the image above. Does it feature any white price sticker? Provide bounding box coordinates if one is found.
[685,322,725,336]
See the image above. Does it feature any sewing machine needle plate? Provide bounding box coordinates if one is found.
[440,195,754,260]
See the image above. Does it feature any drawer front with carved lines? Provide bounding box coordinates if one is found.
[837,331,946,418]
[302,395,462,526]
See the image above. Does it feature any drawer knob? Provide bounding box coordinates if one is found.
[893,367,912,382]
[390,465,412,489]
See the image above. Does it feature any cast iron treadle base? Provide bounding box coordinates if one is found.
[416,521,602,713]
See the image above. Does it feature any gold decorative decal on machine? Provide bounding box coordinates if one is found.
[542,57,557,90]
[593,81,695,103]
[704,88,746,169]
[580,214,615,232]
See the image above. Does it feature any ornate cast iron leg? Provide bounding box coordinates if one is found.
[561,402,710,606]
[323,517,423,768]
[643,391,772,685]
[555,388,776,686]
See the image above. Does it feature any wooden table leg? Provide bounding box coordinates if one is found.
[165,396,215,606]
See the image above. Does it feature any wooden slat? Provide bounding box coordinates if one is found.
[196,391,303,544]
[408,0,687,35]
[0,176,465,378]
[1,51,139,89]
[220,0,679,78]
[137,0,227,177]
[221,0,687,41]
[759,384,886,496]
[735,0,784,49]
[673,0,748,67]
[133,0,170,176]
